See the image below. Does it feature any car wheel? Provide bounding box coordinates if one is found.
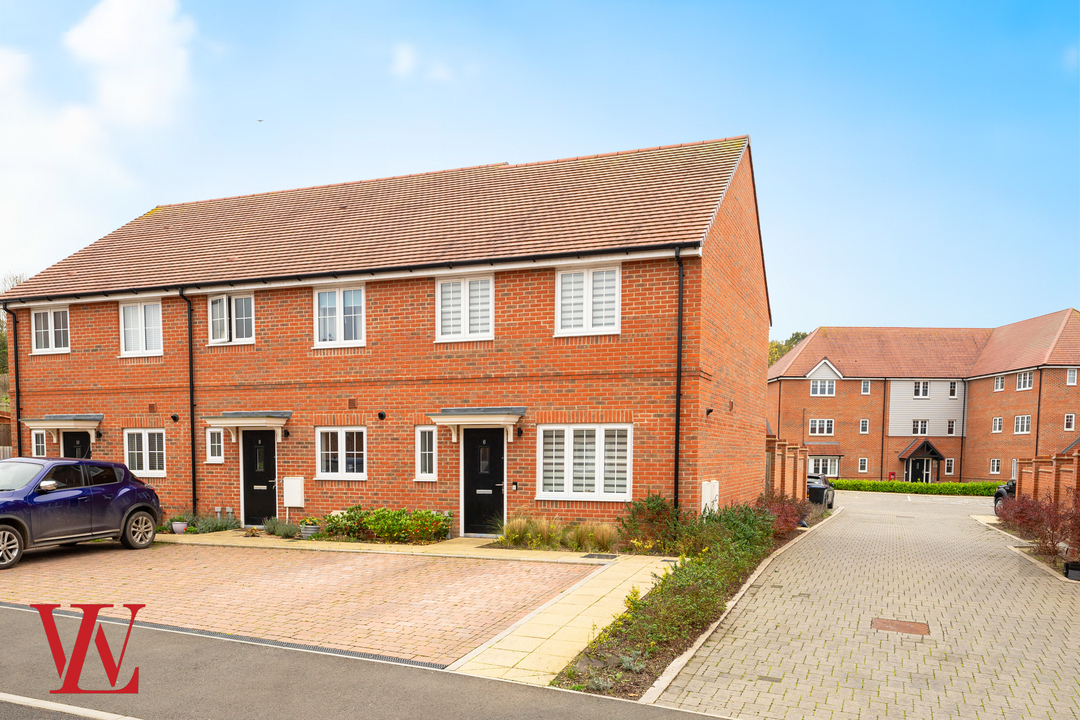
[994,496,1005,517]
[827,495,834,509]
[121,512,156,550]
[0,525,24,570]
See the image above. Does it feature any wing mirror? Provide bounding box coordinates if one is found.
[38,479,59,493]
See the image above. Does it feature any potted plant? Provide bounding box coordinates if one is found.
[170,517,189,534]
[299,517,322,538]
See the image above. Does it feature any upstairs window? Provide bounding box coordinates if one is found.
[808,419,834,436]
[1013,415,1031,434]
[31,307,70,354]
[556,267,620,336]
[1068,368,1077,386]
[436,276,493,342]
[912,419,928,435]
[861,380,870,395]
[913,381,929,398]
[208,295,254,345]
[992,417,1003,433]
[1016,371,1033,391]
[120,302,162,356]
[949,381,957,398]
[313,287,365,348]
[810,380,835,396]
[947,420,956,435]
[994,376,1004,392]
[1065,414,1075,432]
[860,419,869,434]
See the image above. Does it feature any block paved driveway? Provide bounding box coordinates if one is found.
[657,491,1080,720]
[0,543,596,667]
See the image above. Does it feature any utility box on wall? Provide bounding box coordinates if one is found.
[283,477,304,508]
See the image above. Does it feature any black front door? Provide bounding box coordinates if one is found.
[242,430,277,525]
[910,458,926,483]
[62,431,92,459]
[463,428,504,534]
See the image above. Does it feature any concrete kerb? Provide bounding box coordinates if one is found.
[638,506,848,705]
[969,514,1078,584]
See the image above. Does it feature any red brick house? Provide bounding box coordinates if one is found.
[767,309,1080,484]
[2,137,772,533]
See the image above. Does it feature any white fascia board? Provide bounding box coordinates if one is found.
[963,366,1041,382]
[806,358,843,379]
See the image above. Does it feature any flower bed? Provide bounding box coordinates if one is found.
[320,504,451,544]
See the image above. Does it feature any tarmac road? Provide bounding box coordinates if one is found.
[0,605,702,720]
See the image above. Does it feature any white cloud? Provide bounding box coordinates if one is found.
[0,0,196,278]
[391,43,418,77]
[428,62,453,83]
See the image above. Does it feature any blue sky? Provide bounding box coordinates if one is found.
[1,0,1076,338]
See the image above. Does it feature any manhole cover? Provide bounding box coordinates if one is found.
[871,618,929,635]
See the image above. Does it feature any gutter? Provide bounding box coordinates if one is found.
[2,303,20,456]
[0,241,704,307]
[179,290,198,515]
[673,247,685,510]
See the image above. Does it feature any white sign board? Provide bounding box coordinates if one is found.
[283,477,305,508]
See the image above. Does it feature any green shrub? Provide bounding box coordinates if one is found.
[497,516,537,546]
[618,493,687,554]
[262,517,300,538]
[832,479,998,496]
[322,504,369,538]
[364,508,410,542]
[193,515,241,534]
[405,510,451,542]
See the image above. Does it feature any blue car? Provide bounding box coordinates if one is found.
[0,457,162,570]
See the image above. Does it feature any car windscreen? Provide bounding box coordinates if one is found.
[0,461,45,490]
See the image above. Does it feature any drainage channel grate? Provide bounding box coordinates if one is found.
[871,617,929,636]
[581,553,617,559]
[0,601,446,670]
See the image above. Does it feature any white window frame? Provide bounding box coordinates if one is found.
[808,419,834,436]
[1013,415,1031,435]
[1068,368,1077,386]
[30,306,70,355]
[119,301,163,357]
[859,419,869,434]
[861,380,870,395]
[1011,458,1018,479]
[535,424,632,502]
[947,420,956,435]
[1066,414,1075,432]
[123,429,166,478]
[858,457,868,473]
[415,426,437,481]
[1016,371,1033,391]
[994,376,1004,392]
[990,458,1001,475]
[944,458,954,475]
[913,381,929,398]
[554,266,621,337]
[31,430,47,457]
[810,380,835,397]
[948,381,957,398]
[435,275,494,342]
[314,426,367,480]
[912,419,928,435]
[206,428,224,464]
[808,456,839,477]
[992,417,1003,433]
[312,287,366,349]
[207,294,255,345]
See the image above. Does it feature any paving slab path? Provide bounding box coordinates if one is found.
[655,490,1080,720]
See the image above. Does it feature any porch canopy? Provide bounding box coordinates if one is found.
[199,411,292,442]
[20,414,104,444]
[428,407,526,443]
[898,439,944,461]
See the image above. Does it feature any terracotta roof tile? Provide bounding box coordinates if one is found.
[967,310,1073,376]
[1,137,749,301]
[1046,309,1080,365]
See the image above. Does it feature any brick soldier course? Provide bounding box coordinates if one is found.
[655,490,1080,720]
[2,137,772,532]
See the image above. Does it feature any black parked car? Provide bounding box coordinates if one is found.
[807,473,835,508]
[993,480,1015,516]
[0,457,162,569]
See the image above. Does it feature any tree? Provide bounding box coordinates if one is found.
[768,330,809,366]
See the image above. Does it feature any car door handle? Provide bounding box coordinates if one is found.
[78,497,90,503]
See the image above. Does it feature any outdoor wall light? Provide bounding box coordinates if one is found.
[706,408,714,417]
[170,413,180,422]
[517,427,523,437]
[378,411,386,420]
[282,429,290,438]
[95,430,103,439]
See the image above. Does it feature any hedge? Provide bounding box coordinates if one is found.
[832,479,1000,496]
